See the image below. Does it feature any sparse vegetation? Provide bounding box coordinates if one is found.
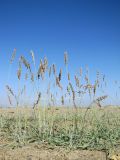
[0,49,120,160]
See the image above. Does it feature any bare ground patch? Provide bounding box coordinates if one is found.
[0,144,107,160]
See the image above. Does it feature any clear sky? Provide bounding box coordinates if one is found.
[0,0,120,106]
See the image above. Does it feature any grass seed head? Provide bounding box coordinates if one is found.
[10,48,16,64]
[58,68,62,81]
[68,73,70,81]
[6,85,14,97]
[21,56,31,73]
[64,51,68,65]
[52,64,56,76]
[49,66,52,77]
[30,50,35,65]
[56,76,62,90]
[31,73,34,82]
[7,94,12,105]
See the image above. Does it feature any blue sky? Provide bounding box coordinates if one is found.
[0,0,120,106]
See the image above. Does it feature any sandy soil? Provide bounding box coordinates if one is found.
[0,144,107,160]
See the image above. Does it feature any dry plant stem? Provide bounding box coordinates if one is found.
[69,82,78,133]
[31,52,42,104]
[37,105,42,135]
[64,52,70,99]
[16,78,21,135]
[7,94,12,105]
[81,107,90,135]
[6,85,18,106]
[33,92,41,109]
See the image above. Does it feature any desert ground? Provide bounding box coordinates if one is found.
[0,106,120,160]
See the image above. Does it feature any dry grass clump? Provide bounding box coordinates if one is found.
[1,49,120,156]
[7,49,116,110]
